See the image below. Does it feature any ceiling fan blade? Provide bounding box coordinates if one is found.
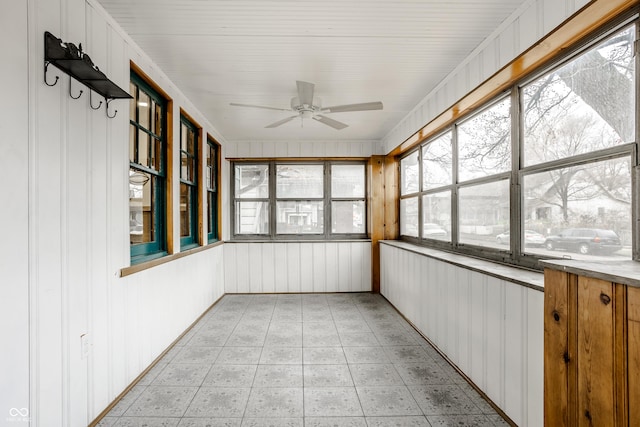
[296,81,315,106]
[322,101,383,113]
[313,115,348,130]
[230,102,291,112]
[265,115,298,128]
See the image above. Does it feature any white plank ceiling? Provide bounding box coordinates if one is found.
[98,0,529,145]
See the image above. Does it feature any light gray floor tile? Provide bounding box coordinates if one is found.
[409,384,483,416]
[426,414,494,426]
[457,383,500,415]
[152,364,211,386]
[375,331,419,346]
[240,418,303,426]
[253,365,303,387]
[365,416,431,426]
[202,364,258,387]
[184,387,251,418]
[304,387,364,417]
[244,387,303,418]
[114,417,180,427]
[178,419,241,427]
[107,385,147,416]
[395,362,453,385]
[123,386,198,417]
[384,346,432,364]
[259,347,303,364]
[216,347,263,364]
[339,332,380,347]
[186,330,231,347]
[264,327,302,347]
[334,320,371,334]
[225,331,267,347]
[136,363,168,386]
[304,364,354,387]
[349,364,404,386]
[356,386,422,417]
[486,414,512,426]
[95,417,118,427]
[304,417,367,427]
[343,346,389,364]
[303,347,347,364]
[303,330,342,347]
[172,346,222,364]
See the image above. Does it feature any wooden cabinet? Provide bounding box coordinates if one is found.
[543,266,640,426]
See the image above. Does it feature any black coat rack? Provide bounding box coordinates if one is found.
[44,31,132,118]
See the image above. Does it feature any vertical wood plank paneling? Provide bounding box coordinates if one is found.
[312,243,326,292]
[469,271,487,390]
[300,243,314,292]
[249,243,263,293]
[1,0,30,419]
[499,22,517,69]
[519,2,539,55]
[505,284,525,426]
[527,289,544,427]
[286,243,301,292]
[262,243,276,293]
[274,244,288,292]
[628,287,640,425]
[543,0,568,34]
[325,242,339,292]
[224,243,238,293]
[337,244,350,292]
[236,243,250,292]
[456,268,471,374]
[35,0,64,422]
[485,277,505,409]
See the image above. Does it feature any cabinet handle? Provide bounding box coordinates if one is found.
[600,293,611,305]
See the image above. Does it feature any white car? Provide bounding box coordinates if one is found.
[496,230,545,246]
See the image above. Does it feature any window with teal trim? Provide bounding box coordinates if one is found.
[206,137,220,243]
[129,72,168,264]
[180,115,199,249]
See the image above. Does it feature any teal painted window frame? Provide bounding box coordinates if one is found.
[206,137,220,243]
[179,114,199,250]
[129,71,167,264]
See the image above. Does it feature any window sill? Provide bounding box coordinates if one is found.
[380,240,544,291]
[227,238,372,244]
[120,241,224,277]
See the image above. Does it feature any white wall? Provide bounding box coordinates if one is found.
[382,0,592,153]
[380,243,544,427]
[0,0,228,425]
[225,242,371,293]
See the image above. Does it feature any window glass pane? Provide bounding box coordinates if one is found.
[422,132,452,190]
[523,157,631,260]
[129,82,137,122]
[138,130,149,168]
[181,152,189,180]
[458,98,511,181]
[235,164,269,198]
[151,137,162,172]
[129,169,155,244]
[400,197,419,237]
[276,165,323,198]
[332,164,365,197]
[276,201,324,234]
[523,27,635,166]
[235,201,269,234]
[459,180,510,248]
[422,191,451,241]
[180,183,192,238]
[208,192,215,235]
[332,201,365,234]
[401,151,419,195]
[138,91,150,130]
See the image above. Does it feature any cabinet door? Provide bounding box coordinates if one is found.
[577,276,615,427]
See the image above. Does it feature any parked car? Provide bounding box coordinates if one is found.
[495,230,546,246]
[544,228,622,255]
[423,223,447,238]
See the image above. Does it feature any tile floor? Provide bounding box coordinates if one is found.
[97,293,510,427]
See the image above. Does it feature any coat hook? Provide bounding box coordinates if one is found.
[90,90,102,110]
[44,62,59,87]
[106,99,118,119]
[69,77,83,99]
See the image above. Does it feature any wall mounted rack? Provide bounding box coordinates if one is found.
[44,31,132,118]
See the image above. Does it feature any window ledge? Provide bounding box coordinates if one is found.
[120,241,224,277]
[380,240,544,291]
[540,259,640,288]
[227,239,372,244]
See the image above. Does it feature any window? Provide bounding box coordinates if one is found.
[232,160,367,239]
[206,136,220,243]
[399,23,636,268]
[179,114,200,249]
[129,71,167,264]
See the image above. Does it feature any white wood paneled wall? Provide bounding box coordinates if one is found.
[225,242,372,293]
[226,139,381,158]
[8,0,229,425]
[382,0,592,153]
[380,243,543,427]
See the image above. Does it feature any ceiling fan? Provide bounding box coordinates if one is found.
[230,80,383,130]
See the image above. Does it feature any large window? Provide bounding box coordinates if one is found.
[399,23,636,268]
[232,161,367,239]
[180,114,200,249]
[129,72,167,264]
